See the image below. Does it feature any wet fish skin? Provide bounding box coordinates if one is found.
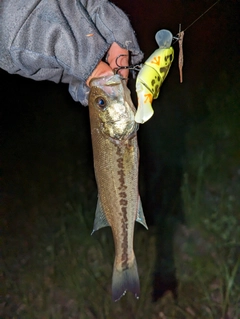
[88,75,147,301]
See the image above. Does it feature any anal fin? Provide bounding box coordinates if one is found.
[91,197,110,234]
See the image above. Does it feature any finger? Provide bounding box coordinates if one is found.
[86,61,114,86]
[107,42,129,78]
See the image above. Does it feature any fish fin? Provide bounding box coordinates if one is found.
[91,197,110,234]
[112,257,140,302]
[136,197,148,229]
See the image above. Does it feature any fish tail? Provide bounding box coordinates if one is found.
[112,257,140,302]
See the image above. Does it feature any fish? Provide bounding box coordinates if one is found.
[135,29,174,124]
[88,74,148,301]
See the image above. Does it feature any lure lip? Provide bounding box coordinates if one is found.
[155,29,173,48]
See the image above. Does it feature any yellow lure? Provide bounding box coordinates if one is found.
[135,30,174,123]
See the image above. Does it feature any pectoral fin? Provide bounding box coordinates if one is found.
[91,197,110,234]
[136,197,148,229]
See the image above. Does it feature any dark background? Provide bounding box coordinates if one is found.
[1,0,240,304]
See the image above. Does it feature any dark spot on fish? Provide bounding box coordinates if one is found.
[117,154,126,190]
[119,192,127,198]
[118,185,127,191]
[118,170,125,185]
[115,145,129,269]
[121,247,128,269]
[116,147,122,156]
[117,169,125,176]
[121,206,127,214]
[120,199,128,206]
[117,158,124,169]
[151,79,155,86]
[120,206,128,269]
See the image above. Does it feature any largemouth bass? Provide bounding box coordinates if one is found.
[88,74,148,301]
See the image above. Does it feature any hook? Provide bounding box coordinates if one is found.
[114,54,142,74]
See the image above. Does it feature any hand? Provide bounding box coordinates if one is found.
[86,42,129,86]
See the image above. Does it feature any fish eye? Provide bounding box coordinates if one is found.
[95,97,107,109]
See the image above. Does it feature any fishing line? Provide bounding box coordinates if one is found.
[173,0,221,43]
[182,0,221,33]
[173,0,221,82]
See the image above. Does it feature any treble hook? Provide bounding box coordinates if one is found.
[114,54,142,74]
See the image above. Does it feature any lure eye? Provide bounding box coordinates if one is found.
[95,97,107,110]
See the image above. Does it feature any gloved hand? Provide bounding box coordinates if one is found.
[0,0,143,106]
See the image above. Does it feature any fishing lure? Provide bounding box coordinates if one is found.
[135,29,174,124]
[115,0,221,124]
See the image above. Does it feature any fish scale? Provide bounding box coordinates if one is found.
[88,75,147,301]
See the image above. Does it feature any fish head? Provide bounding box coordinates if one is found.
[89,75,138,142]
